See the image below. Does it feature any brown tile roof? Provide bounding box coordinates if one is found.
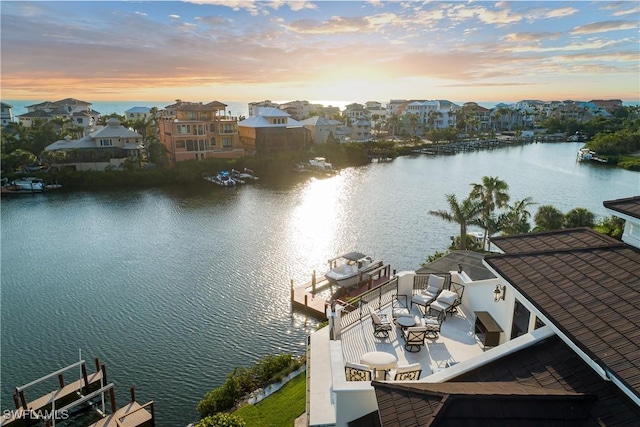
[373,377,597,426]
[490,227,619,254]
[484,228,640,402]
[603,196,640,220]
[453,336,640,426]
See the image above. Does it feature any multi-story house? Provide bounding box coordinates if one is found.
[18,98,99,136]
[238,107,309,154]
[460,102,492,132]
[279,100,312,121]
[401,100,459,133]
[157,100,244,165]
[44,118,143,171]
[350,118,372,142]
[299,116,340,144]
[343,103,371,125]
[248,100,280,117]
[1,102,14,126]
[305,195,640,426]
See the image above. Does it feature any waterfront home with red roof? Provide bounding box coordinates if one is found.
[305,196,640,426]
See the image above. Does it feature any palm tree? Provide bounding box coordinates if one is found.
[387,114,401,141]
[534,205,564,231]
[564,207,595,228]
[429,194,482,250]
[470,176,510,249]
[501,197,536,235]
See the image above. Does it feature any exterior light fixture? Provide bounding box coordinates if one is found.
[494,285,506,302]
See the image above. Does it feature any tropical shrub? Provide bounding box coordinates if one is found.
[195,413,246,427]
[197,353,303,418]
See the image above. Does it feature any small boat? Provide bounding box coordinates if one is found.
[325,252,376,289]
[577,148,607,163]
[308,157,333,171]
[231,168,259,182]
[1,177,62,194]
[204,170,237,186]
[568,132,587,142]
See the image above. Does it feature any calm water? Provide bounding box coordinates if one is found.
[1,142,638,425]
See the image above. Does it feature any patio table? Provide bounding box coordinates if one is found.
[360,351,397,380]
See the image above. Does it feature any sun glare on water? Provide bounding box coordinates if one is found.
[289,174,347,270]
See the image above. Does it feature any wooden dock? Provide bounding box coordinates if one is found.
[291,264,395,321]
[1,358,154,427]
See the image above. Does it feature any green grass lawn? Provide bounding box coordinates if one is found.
[233,372,306,427]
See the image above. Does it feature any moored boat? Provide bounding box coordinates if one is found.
[203,170,238,186]
[325,252,377,289]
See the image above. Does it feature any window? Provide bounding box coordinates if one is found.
[176,140,185,149]
[210,137,216,147]
[186,140,195,151]
[195,125,205,135]
[99,139,112,146]
[209,123,216,132]
[77,118,83,124]
[222,124,235,133]
[177,124,190,134]
[222,138,232,147]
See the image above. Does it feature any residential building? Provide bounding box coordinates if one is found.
[349,118,372,142]
[299,116,340,144]
[157,100,244,165]
[1,102,14,126]
[305,196,640,426]
[18,98,99,135]
[238,107,309,154]
[460,102,492,132]
[44,118,143,171]
[124,107,151,122]
[343,103,371,125]
[279,100,312,121]
[590,99,623,112]
[248,100,280,117]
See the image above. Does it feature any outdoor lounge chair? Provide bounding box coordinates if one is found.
[402,326,428,352]
[344,362,372,381]
[411,274,445,312]
[393,363,423,380]
[426,283,464,321]
[424,316,441,339]
[392,294,411,319]
[369,306,393,338]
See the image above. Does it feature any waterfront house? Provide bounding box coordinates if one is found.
[1,102,14,126]
[238,107,309,155]
[349,118,372,143]
[299,116,340,144]
[157,100,244,166]
[305,196,640,426]
[44,118,143,171]
[18,98,99,136]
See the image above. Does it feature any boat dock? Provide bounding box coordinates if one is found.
[1,358,154,427]
[291,265,395,321]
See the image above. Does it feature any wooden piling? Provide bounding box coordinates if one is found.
[82,362,90,394]
[109,387,117,414]
[130,387,136,403]
[58,373,65,388]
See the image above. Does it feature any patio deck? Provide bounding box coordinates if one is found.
[340,301,485,379]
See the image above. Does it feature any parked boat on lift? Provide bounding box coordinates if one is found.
[577,148,608,163]
[308,157,333,171]
[325,252,377,289]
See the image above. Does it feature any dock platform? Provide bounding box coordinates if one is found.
[291,265,394,321]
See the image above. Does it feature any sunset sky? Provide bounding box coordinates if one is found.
[1,1,639,104]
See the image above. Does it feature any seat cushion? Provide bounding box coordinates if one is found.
[411,294,430,306]
[436,290,458,305]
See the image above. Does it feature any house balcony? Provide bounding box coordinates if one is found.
[306,270,556,426]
